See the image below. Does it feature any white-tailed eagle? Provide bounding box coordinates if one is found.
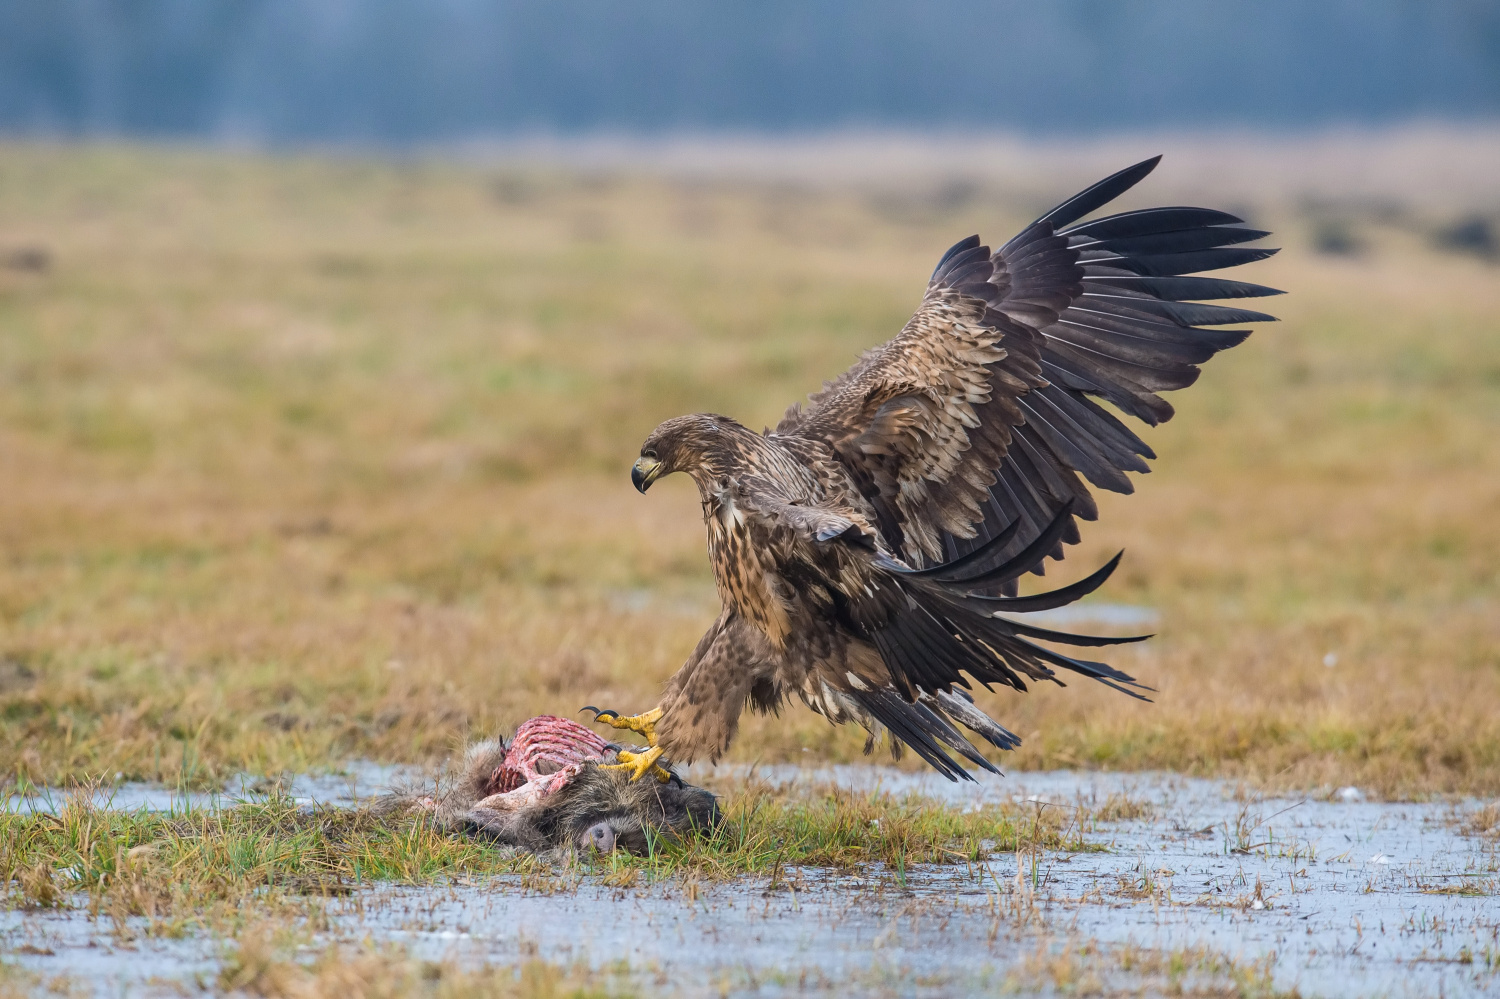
[586,157,1279,781]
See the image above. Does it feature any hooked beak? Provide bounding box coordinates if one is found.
[631,456,663,493]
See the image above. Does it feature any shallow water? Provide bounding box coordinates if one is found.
[2,760,408,814]
[4,768,1496,997]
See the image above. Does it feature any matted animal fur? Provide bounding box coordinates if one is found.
[378,737,720,856]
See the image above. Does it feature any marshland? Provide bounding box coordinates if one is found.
[1,131,1498,995]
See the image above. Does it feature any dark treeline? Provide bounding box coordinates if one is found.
[2,0,1498,142]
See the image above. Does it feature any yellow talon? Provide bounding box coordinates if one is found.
[602,745,671,783]
[585,707,670,782]
[590,707,662,743]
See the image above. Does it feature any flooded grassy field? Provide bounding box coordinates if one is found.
[4,768,1498,997]
[1,132,1498,994]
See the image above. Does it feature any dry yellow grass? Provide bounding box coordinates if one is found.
[0,142,1496,798]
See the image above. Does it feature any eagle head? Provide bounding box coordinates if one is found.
[633,413,747,493]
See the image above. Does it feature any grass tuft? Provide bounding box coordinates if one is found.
[1,780,1096,914]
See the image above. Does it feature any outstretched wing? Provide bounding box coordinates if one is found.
[778,156,1280,583]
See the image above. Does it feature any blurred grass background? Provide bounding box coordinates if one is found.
[0,138,1496,797]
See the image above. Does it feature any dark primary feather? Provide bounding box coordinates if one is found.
[1064,207,1243,240]
[965,551,1124,611]
[1032,155,1163,230]
[1081,225,1271,255]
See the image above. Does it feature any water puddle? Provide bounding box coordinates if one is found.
[3,768,1496,997]
[3,760,408,814]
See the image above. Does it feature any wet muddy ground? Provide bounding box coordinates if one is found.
[5,768,1498,997]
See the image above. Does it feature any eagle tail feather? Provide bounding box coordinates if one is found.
[931,689,1022,753]
[851,687,978,782]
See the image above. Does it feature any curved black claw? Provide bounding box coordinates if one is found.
[580,706,618,722]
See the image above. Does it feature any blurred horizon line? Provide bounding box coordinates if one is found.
[7,122,1498,206]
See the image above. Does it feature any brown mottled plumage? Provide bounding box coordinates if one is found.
[609,157,1280,780]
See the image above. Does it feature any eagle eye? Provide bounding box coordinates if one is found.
[641,448,658,459]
